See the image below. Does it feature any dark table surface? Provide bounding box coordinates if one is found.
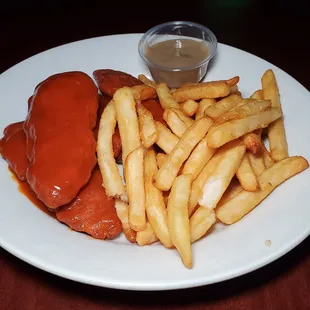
[1,1,310,309]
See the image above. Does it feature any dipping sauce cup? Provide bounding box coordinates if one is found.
[138,21,218,88]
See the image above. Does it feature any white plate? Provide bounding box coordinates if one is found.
[0,34,310,291]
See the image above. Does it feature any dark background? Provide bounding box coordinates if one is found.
[1,0,310,90]
[1,1,310,309]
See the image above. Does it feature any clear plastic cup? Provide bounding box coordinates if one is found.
[138,21,217,88]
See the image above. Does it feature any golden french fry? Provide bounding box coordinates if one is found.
[230,85,242,97]
[182,136,217,180]
[137,74,156,88]
[124,146,146,231]
[167,174,192,268]
[156,83,180,109]
[156,153,167,169]
[268,118,288,161]
[262,144,275,168]
[190,208,216,243]
[188,147,227,215]
[97,101,126,199]
[217,178,243,206]
[225,76,240,87]
[172,81,231,102]
[163,108,187,138]
[215,99,271,125]
[261,70,281,108]
[132,84,157,101]
[113,87,141,163]
[240,132,263,155]
[257,156,309,190]
[180,82,198,88]
[206,107,282,148]
[251,89,264,100]
[173,108,194,127]
[262,69,288,161]
[204,94,242,119]
[115,199,136,243]
[144,148,172,248]
[153,117,214,191]
[196,98,216,120]
[136,222,159,246]
[181,99,199,117]
[216,156,309,224]
[137,103,158,148]
[198,140,246,209]
[236,153,259,191]
[247,151,266,176]
[155,121,179,154]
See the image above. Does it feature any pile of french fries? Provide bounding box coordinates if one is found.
[97,69,309,269]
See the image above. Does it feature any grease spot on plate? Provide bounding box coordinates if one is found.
[265,240,272,247]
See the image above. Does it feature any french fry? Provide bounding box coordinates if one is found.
[181,99,199,117]
[138,74,156,88]
[198,140,246,209]
[251,89,264,100]
[155,121,179,154]
[144,148,172,248]
[257,156,308,190]
[136,222,159,246]
[236,153,259,191]
[115,199,136,243]
[172,81,231,102]
[124,146,146,231]
[132,84,157,101]
[156,153,167,169]
[204,94,242,119]
[190,208,216,243]
[225,76,240,87]
[182,136,217,180]
[188,147,227,215]
[97,101,126,199]
[215,99,271,125]
[173,108,194,127]
[262,70,281,108]
[262,144,275,168]
[206,107,282,148]
[153,117,214,191]
[216,156,309,224]
[240,132,263,155]
[262,69,288,161]
[163,108,187,138]
[113,87,141,163]
[247,151,266,176]
[137,103,157,148]
[167,174,192,268]
[196,98,216,120]
[156,83,180,109]
[268,119,288,161]
[217,178,243,206]
[230,85,242,96]
[180,82,197,88]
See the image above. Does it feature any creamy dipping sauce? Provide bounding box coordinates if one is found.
[144,39,210,88]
